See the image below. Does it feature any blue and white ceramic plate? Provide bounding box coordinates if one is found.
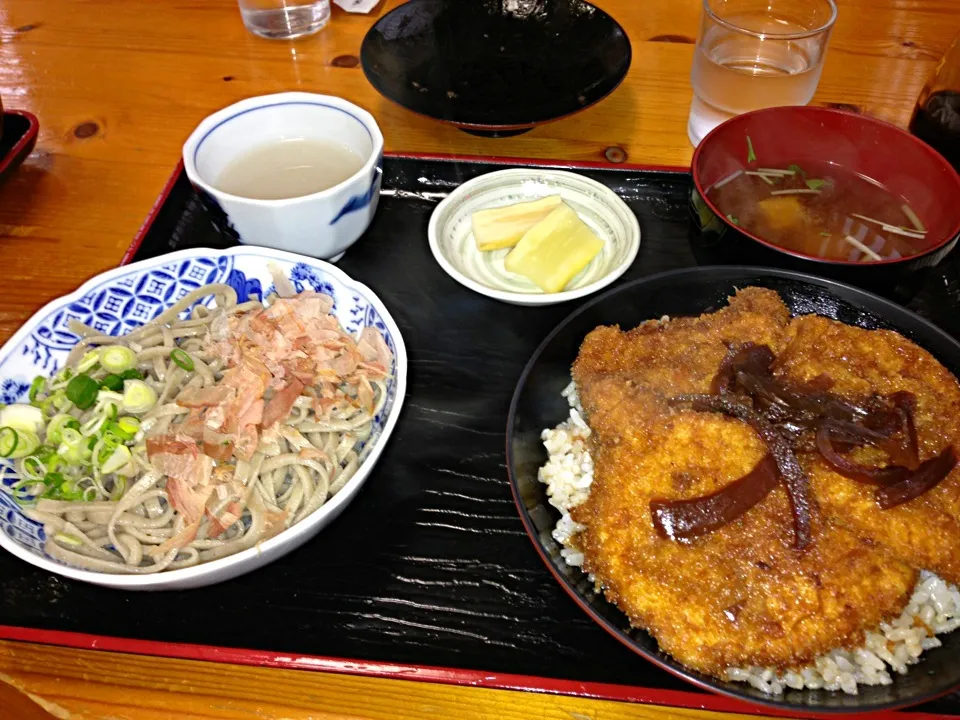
[0,247,407,590]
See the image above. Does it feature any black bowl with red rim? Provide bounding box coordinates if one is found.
[359,0,631,138]
[506,266,960,713]
[689,107,960,298]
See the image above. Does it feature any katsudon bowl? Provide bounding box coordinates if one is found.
[506,266,960,712]
[689,107,960,298]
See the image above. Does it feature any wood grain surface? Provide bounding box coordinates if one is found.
[0,639,779,720]
[0,0,957,718]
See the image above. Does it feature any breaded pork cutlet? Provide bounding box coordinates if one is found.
[570,376,916,675]
[573,287,791,395]
[569,288,917,676]
[776,315,960,584]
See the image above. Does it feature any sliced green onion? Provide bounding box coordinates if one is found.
[38,451,61,474]
[0,404,44,433]
[28,376,46,402]
[53,532,83,547]
[50,390,72,413]
[66,374,100,410]
[94,433,122,467]
[746,135,756,164]
[21,456,46,480]
[726,214,739,226]
[60,428,82,446]
[99,444,132,474]
[100,374,124,392]
[77,350,100,373]
[81,413,108,439]
[170,348,195,372]
[47,414,80,445]
[9,478,41,502]
[110,475,126,501]
[104,418,138,442]
[120,368,144,381]
[5,429,39,459]
[43,473,84,502]
[122,380,157,414]
[0,427,19,457]
[805,178,826,191]
[42,471,64,488]
[788,163,806,177]
[53,367,74,385]
[99,345,136,374]
[102,421,126,441]
[58,428,91,464]
[117,416,141,437]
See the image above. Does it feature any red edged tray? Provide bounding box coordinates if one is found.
[2,153,959,719]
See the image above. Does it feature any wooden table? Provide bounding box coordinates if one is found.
[0,0,956,717]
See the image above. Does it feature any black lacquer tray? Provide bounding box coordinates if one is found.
[2,154,960,718]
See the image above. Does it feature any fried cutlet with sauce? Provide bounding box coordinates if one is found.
[573,287,792,395]
[568,288,917,676]
[570,378,916,675]
[776,314,960,584]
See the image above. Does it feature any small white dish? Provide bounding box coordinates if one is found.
[428,168,640,306]
[0,247,406,590]
[183,93,384,262]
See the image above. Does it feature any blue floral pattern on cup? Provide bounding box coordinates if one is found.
[0,248,401,569]
[330,155,383,225]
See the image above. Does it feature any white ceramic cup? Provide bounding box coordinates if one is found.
[182,92,384,261]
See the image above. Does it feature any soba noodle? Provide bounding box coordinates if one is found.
[1,277,391,574]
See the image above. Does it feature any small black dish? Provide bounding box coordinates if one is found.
[360,0,631,137]
[0,110,39,181]
[506,266,960,713]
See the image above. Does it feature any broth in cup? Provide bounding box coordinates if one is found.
[183,93,384,261]
[215,138,365,201]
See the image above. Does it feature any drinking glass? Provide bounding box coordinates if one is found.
[909,32,960,171]
[687,0,837,147]
[238,0,331,40]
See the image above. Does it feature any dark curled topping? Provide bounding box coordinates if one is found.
[886,392,919,469]
[660,343,953,547]
[734,371,864,425]
[651,455,779,542]
[815,423,908,486]
[876,447,957,509]
[711,343,775,395]
[670,394,812,549]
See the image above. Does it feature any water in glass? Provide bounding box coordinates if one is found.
[238,0,330,40]
[688,1,835,147]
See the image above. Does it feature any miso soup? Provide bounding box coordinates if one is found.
[708,161,928,262]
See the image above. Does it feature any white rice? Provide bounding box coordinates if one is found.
[539,381,960,695]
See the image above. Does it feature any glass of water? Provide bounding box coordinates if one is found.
[687,0,837,147]
[238,0,331,40]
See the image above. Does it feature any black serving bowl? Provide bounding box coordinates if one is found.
[506,266,960,713]
[689,107,960,298]
[360,0,631,138]
[0,110,38,181]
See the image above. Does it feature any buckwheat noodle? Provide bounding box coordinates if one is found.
[4,280,390,574]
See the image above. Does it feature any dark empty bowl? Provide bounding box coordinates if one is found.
[689,107,960,297]
[0,110,38,181]
[360,0,632,137]
[506,266,960,713]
